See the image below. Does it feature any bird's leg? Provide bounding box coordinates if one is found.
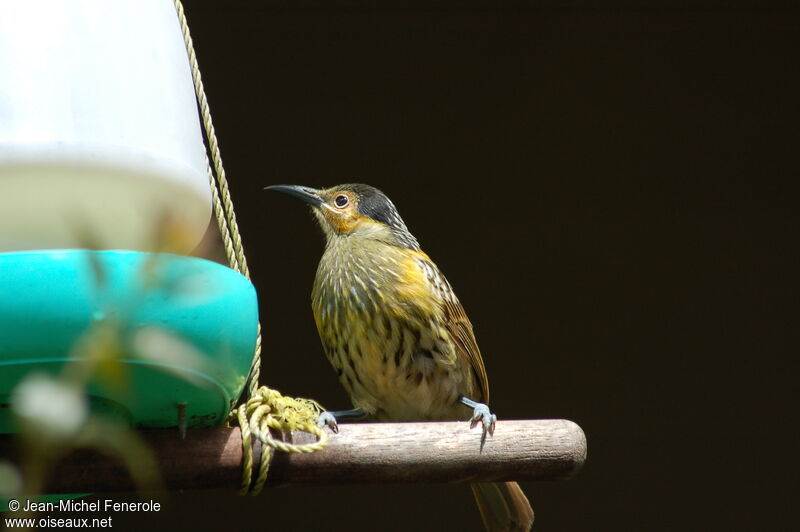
[317,407,367,433]
[459,396,497,447]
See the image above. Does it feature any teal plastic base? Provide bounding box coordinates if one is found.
[0,250,259,433]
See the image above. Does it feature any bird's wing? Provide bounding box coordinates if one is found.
[440,280,490,404]
[417,255,490,403]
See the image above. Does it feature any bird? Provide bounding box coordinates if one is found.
[265,183,534,532]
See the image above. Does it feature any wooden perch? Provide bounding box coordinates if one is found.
[0,419,586,493]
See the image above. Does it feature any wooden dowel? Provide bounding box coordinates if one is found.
[0,419,586,493]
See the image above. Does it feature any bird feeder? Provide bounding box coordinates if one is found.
[0,0,258,433]
[0,1,586,522]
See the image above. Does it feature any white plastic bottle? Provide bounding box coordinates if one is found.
[0,0,212,253]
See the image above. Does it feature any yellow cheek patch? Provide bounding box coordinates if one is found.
[322,208,359,233]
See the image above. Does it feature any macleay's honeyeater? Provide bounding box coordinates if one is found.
[266,183,533,532]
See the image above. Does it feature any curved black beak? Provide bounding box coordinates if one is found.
[264,184,324,207]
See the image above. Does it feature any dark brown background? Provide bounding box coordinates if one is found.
[107,2,796,530]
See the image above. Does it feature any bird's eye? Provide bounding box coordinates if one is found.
[334,194,349,208]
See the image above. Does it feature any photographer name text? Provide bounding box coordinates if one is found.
[20,499,160,512]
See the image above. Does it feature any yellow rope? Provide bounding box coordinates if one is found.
[231,387,329,494]
[172,0,327,495]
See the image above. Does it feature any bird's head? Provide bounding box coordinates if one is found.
[265,183,419,250]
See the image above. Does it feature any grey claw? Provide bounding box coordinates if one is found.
[469,403,497,444]
[317,411,339,433]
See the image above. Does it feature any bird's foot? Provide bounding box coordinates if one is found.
[459,396,497,449]
[316,407,366,433]
[469,402,497,445]
[317,411,339,433]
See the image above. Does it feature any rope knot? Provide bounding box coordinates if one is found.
[228,386,329,495]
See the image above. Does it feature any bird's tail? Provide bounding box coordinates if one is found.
[470,481,534,532]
